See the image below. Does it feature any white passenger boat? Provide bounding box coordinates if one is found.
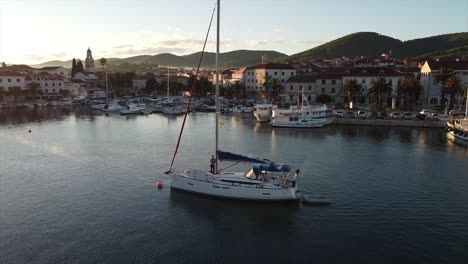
[271,92,335,128]
[253,104,273,122]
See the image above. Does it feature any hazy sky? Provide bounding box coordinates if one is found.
[0,0,467,64]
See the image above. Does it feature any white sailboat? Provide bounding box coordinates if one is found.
[166,0,301,201]
[103,73,125,113]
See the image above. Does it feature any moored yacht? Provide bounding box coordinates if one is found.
[271,91,335,128]
[120,103,145,115]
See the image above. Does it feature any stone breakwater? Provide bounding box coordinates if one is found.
[332,118,446,128]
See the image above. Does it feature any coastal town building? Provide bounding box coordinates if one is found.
[282,73,343,105]
[25,72,65,97]
[244,63,296,93]
[0,71,27,90]
[231,67,246,84]
[343,67,404,104]
[32,66,69,78]
[420,59,468,106]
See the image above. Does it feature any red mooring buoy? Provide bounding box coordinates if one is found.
[156,181,163,190]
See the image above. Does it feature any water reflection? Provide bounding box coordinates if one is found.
[0,107,94,126]
[170,190,300,231]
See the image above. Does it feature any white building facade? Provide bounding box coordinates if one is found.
[244,63,296,93]
[0,71,27,90]
[420,60,468,106]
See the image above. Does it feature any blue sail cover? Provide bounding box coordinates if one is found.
[217,150,269,164]
[253,163,291,176]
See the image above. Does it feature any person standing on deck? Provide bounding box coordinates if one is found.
[210,155,216,174]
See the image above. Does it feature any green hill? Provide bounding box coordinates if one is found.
[288,32,402,60]
[287,32,468,61]
[31,50,286,69]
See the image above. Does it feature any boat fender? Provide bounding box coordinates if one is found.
[156,181,163,190]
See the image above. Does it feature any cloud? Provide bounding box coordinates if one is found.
[296,40,325,45]
[22,54,46,61]
[118,47,188,56]
[246,40,268,47]
[50,52,70,57]
[113,44,134,49]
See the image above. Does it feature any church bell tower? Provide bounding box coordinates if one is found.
[85,47,95,72]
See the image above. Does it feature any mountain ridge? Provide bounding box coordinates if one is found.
[28,32,468,69]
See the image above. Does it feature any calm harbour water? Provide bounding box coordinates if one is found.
[1,108,468,264]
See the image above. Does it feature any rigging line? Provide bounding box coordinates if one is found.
[169,3,217,171]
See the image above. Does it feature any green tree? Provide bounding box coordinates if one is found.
[0,87,5,102]
[397,76,423,109]
[144,78,158,94]
[341,79,362,108]
[1,62,6,68]
[71,58,77,77]
[231,80,246,99]
[262,77,282,103]
[443,76,462,109]
[316,94,332,104]
[100,57,107,69]
[433,67,454,106]
[24,82,43,100]
[11,86,23,102]
[59,89,71,98]
[76,60,84,74]
[368,77,393,109]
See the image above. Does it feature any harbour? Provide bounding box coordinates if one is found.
[1,109,468,263]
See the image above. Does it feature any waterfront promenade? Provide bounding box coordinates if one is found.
[333,118,446,128]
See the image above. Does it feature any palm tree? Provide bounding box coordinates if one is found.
[231,80,243,99]
[341,79,361,109]
[433,67,454,107]
[368,77,392,109]
[397,76,422,109]
[443,76,462,109]
[262,77,282,103]
[100,57,107,70]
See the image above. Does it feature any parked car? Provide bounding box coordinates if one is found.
[335,110,344,117]
[357,111,366,119]
[427,113,440,121]
[403,112,413,120]
[420,109,431,116]
[369,111,378,119]
[345,111,355,118]
[391,112,401,119]
[379,112,388,119]
[416,113,426,120]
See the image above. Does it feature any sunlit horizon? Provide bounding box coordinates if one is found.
[0,0,467,65]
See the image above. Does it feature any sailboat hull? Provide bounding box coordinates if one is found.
[169,170,299,201]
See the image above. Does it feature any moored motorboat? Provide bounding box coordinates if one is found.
[271,103,335,128]
[120,103,145,115]
[253,104,273,122]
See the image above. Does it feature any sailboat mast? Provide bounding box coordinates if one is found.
[215,0,220,173]
[465,86,468,118]
[167,67,170,98]
[105,71,109,104]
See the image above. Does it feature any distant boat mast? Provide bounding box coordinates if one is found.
[167,67,170,98]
